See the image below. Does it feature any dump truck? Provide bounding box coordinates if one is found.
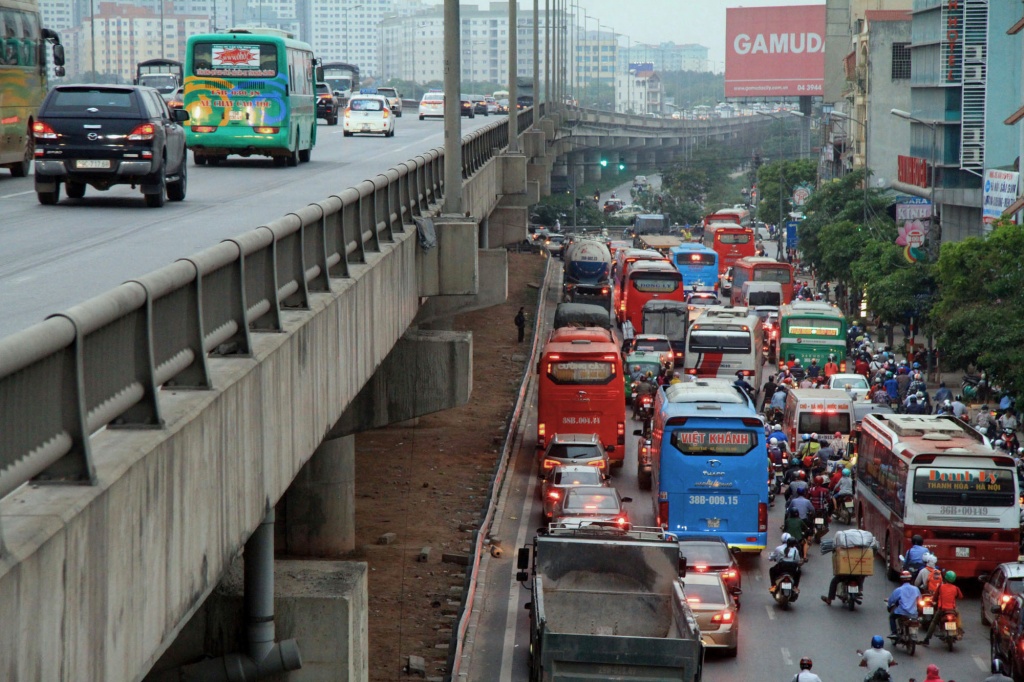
[517,525,705,681]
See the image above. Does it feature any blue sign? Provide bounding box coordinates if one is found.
[786,221,799,249]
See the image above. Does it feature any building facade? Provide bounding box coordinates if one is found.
[617,41,709,73]
[614,67,661,116]
[574,29,616,90]
[893,0,1022,241]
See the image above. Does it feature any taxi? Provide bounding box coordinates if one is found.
[343,92,395,137]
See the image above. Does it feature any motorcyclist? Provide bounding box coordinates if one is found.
[886,571,921,638]
[787,487,815,522]
[824,355,840,378]
[932,381,953,405]
[976,405,996,437]
[770,384,789,413]
[768,438,785,466]
[913,554,942,595]
[784,457,804,485]
[808,476,832,516]
[905,395,927,415]
[871,380,890,405]
[883,372,899,402]
[856,636,896,682]
[771,422,789,445]
[733,371,755,399]
[902,534,929,574]
[921,571,963,646]
[789,358,806,383]
[798,433,821,462]
[782,507,808,558]
[950,395,968,419]
[632,373,657,420]
[806,358,821,380]
[792,657,822,682]
[769,535,803,592]
[629,364,644,383]
[985,659,1014,682]
[832,468,854,501]
[787,471,810,503]
[1002,427,1021,453]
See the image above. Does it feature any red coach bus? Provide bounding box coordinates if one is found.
[612,248,667,323]
[729,256,794,305]
[855,413,1019,579]
[702,207,750,228]
[620,260,684,333]
[702,223,755,275]
[537,327,626,466]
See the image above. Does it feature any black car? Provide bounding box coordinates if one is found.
[33,84,189,207]
[471,95,488,116]
[516,95,534,109]
[316,82,338,125]
[459,94,475,119]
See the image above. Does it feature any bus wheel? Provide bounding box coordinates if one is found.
[11,132,32,177]
[286,145,299,167]
[299,146,311,163]
[193,152,207,166]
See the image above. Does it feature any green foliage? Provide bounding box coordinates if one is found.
[932,221,1024,395]
[755,159,816,226]
[660,70,724,109]
[654,142,745,224]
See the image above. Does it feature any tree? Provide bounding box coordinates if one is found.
[932,220,1024,396]
[659,70,724,109]
[755,159,816,227]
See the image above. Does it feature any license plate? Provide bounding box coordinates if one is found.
[228,110,245,121]
[361,125,370,131]
[781,582,792,590]
[847,585,859,593]
[707,518,720,528]
[944,621,957,631]
[955,546,970,558]
[75,159,110,169]
[814,518,824,525]
[923,606,934,615]
[909,626,919,636]
[845,501,854,509]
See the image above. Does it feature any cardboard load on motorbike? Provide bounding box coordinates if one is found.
[832,530,876,576]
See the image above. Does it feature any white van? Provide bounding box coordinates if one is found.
[741,281,782,308]
[782,388,855,454]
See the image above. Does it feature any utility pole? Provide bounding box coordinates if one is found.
[508,0,519,152]
[533,0,539,113]
[442,0,462,215]
[545,0,551,108]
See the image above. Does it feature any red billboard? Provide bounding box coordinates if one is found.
[725,5,826,98]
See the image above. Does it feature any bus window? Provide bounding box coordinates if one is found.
[755,266,792,284]
[676,252,716,266]
[787,319,842,336]
[912,467,1016,507]
[546,359,616,385]
[717,232,750,245]
[688,330,751,354]
[796,412,851,435]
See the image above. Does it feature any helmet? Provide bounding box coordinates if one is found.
[772,424,783,432]
[770,437,779,445]
[916,391,924,399]
[943,399,951,407]
[944,570,956,583]
[925,554,937,567]
[781,532,792,543]
[886,371,893,378]
[801,434,810,442]
[913,362,920,369]
[789,507,801,518]
[646,371,654,378]
[633,365,640,372]
[871,635,884,649]
[791,458,800,466]
[829,354,836,361]
[899,570,913,581]
[810,432,818,440]
[793,359,801,366]
[1005,427,1016,434]
[994,659,1007,674]
[834,431,842,439]
[797,471,807,480]
[912,534,923,545]
[995,439,1006,448]
[811,359,818,365]
[799,657,813,670]
[842,468,851,477]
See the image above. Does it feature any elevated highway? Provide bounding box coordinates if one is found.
[0,104,766,681]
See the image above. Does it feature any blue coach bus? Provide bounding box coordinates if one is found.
[651,379,768,552]
[670,243,719,293]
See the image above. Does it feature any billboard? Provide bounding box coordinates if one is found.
[725,5,826,98]
[982,169,1020,225]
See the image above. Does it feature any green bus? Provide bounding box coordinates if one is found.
[778,301,848,371]
[183,28,316,167]
[0,0,64,176]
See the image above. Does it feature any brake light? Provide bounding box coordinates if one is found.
[723,569,738,580]
[547,490,560,500]
[383,108,390,119]
[344,108,352,117]
[588,460,606,470]
[840,361,847,372]
[658,500,669,529]
[601,287,609,294]
[618,422,625,445]
[615,515,628,526]
[619,301,626,312]
[191,125,217,133]
[686,597,701,604]
[686,369,698,375]
[542,458,559,470]
[128,123,155,140]
[758,502,768,532]
[253,126,279,134]
[32,121,58,139]
[711,611,734,624]
[694,564,708,572]
[1002,594,1012,604]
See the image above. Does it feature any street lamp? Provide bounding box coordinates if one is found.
[891,108,940,248]
[827,111,870,230]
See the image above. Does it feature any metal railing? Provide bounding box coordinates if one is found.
[0,109,536,540]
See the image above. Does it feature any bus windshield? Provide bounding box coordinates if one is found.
[192,41,278,77]
[671,429,758,456]
[546,360,615,385]
[717,232,750,244]
[688,330,751,354]
[631,274,680,293]
[912,467,1016,507]
[754,266,792,284]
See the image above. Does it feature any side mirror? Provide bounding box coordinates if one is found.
[516,546,530,570]
[620,497,633,504]
[979,574,990,584]
[172,109,190,123]
[52,44,65,67]
[730,587,743,596]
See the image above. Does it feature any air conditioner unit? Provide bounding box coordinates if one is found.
[961,148,983,164]
[964,45,984,62]
[963,128,983,144]
[964,65,984,82]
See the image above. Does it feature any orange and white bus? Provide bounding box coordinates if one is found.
[620,260,685,333]
[702,223,755,275]
[683,306,764,388]
[536,327,626,465]
[856,413,1019,579]
[729,256,794,305]
[611,247,667,322]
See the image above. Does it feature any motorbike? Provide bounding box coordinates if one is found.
[962,372,986,402]
[768,550,801,609]
[889,612,921,656]
[934,609,962,651]
[772,463,785,496]
[834,495,855,525]
[836,575,864,611]
[917,593,935,632]
[635,393,654,422]
[811,510,830,544]
[765,406,784,425]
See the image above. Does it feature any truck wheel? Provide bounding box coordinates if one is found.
[637,468,652,491]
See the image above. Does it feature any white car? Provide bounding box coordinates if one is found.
[343,95,395,137]
[419,91,443,120]
[827,373,871,400]
[613,205,645,219]
[484,96,499,115]
[374,87,402,117]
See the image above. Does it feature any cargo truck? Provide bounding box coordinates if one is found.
[517,525,705,682]
[562,239,612,311]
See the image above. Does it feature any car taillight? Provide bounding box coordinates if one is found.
[588,460,606,469]
[542,458,559,469]
[711,611,734,624]
[615,515,628,526]
[253,126,279,134]
[675,351,683,357]
[538,423,545,448]
[547,490,560,500]
[128,123,155,141]
[686,369,698,375]
[32,121,58,139]
[191,125,217,133]
[723,569,738,580]
[1002,594,1012,604]
[382,109,390,118]
[344,108,352,117]
[840,361,847,372]
[619,301,626,312]
[658,500,668,529]
[758,502,768,532]
[617,422,625,445]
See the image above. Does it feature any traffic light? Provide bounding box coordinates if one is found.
[599,158,608,168]
[618,162,626,171]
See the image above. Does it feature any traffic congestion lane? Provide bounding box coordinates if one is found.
[464,255,997,681]
[0,114,501,338]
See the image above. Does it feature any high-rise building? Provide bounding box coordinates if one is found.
[308,0,425,80]
[617,42,710,74]
[574,30,616,90]
[378,3,551,86]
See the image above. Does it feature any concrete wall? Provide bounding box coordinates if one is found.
[867,19,912,188]
[824,0,852,105]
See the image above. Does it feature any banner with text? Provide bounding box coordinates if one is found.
[725,5,826,98]
[982,169,1020,225]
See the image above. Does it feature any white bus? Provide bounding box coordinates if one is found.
[683,306,763,388]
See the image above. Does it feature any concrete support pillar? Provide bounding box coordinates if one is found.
[620,151,638,172]
[282,435,356,556]
[583,150,602,183]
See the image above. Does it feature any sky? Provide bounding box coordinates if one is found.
[425,0,825,66]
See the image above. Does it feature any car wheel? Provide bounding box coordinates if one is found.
[11,133,32,177]
[395,110,402,117]
[167,158,187,201]
[419,114,424,121]
[299,146,311,163]
[343,130,353,137]
[982,600,990,627]
[193,152,207,166]
[144,172,166,208]
[65,181,86,199]
[329,115,338,126]
[36,182,60,205]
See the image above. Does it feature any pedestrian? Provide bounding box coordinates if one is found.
[514,307,526,343]
[621,317,635,352]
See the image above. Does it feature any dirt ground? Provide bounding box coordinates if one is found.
[352,249,547,681]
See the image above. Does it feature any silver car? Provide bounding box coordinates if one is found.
[682,572,739,656]
[541,465,607,518]
[981,562,1024,625]
[551,486,630,527]
[538,433,610,479]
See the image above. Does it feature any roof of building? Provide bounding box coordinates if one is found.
[865,10,912,22]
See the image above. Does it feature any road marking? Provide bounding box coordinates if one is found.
[0,190,33,199]
[765,604,775,621]
[780,647,792,666]
[974,655,989,672]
